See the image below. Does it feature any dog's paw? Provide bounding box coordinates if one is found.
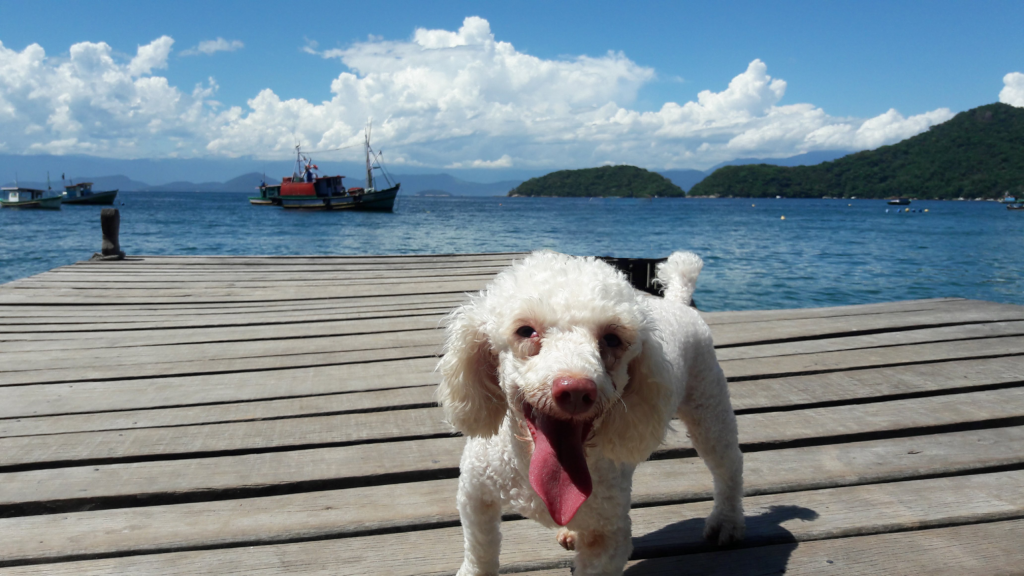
[703,508,745,546]
[556,527,577,551]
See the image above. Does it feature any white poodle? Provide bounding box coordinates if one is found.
[438,251,744,575]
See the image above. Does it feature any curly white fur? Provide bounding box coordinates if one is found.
[438,251,744,575]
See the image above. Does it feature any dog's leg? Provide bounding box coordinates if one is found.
[571,463,634,575]
[678,364,745,545]
[572,517,633,575]
[455,449,503,575]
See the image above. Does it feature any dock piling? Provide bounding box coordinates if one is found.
[91,207,126,261]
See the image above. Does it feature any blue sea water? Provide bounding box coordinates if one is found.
[1,192,1021,312]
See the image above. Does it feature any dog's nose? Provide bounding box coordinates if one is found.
[552,377,597,416]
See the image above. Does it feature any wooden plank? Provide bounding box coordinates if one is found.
[21,264,509,281]
[716,320,1024,360]
[0,278,492,305]
[0,313,449,351]
[1,427,1022,566]
[0,343,441,387]
[52,255,524,269]
[711,301,1024,347]
[0,386,439,437]
[6,329,1020,389]
[0,305,458,335]
[3,421,1020,519]
[721,334,1024,381]
[0,353,1017,425]
[700,297,964,324]
[0,328,445,373]
[67,252,525,264]
[3,384,1022,472]
[6,301,1021,352]
[728,355,1024,412]
[0,298,458,322]
[527,519,1024,576]
[0,292,467,319]
[3,353,1022,434]
[0,357,440,419]
[9,273,500,291]
[2,469,1020,574]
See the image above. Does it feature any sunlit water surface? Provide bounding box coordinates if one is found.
[2,192,1021,312]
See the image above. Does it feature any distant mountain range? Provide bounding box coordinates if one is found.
[690,103,1024,199]
[658,150,850,192]
[1,150,851,196]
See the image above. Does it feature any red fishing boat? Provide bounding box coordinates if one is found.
[276,125,400,211]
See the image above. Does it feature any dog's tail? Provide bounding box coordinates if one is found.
[655,251,703,305]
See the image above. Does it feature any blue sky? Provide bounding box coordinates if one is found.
[1,0,1022,175]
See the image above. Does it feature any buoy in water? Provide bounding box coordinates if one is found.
[781,215,786,220]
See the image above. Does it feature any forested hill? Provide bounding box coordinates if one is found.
[688,103,1024,200]
[508,165,685,197]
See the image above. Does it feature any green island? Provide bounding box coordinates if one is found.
[508,165,685,198]
[689,102,1024,200]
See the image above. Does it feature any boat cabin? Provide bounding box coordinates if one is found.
[1,187,47,202]
[64,182,95,198]
[280,175,347,197]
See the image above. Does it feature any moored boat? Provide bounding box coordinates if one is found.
[276,124,400,212]
[62,182,118,205]
[1,186,63,209]
[249,182,282,205]
[1007,203,1023,211]
[887,198,911,205]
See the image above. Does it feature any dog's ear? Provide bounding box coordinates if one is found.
[437,300,507,437]
[594,329,676,464]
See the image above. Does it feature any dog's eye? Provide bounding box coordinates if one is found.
[602,333,623,348]
[516,326,538,338]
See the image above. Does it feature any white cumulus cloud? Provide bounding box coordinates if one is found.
[999,72,1024,107]
[0,20,977,168]
[128,35,174,76]
[207,19,954,168]
[181,38,244,57]
[0,37,216,157]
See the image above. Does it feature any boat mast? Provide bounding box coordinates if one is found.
[365,122,374,191]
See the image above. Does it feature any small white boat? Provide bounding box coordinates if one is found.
[1,186,63,209]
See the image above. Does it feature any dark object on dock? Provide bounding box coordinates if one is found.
[598,257,667,296]
[91,208,126,261]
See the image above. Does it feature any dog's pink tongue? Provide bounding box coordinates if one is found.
[527,413,592,526]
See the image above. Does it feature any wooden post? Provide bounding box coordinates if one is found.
[91,208,126,261]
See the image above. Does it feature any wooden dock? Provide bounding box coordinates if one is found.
[1,253,1023,575]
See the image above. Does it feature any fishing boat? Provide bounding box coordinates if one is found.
[278,124,400,211]
[249,181,282,205]
[999,193,1017,204]
[62,181,118,205]
[887,198,911,205]
[1,186,63,209]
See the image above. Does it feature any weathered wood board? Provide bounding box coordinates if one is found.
[0,254,1021,575]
